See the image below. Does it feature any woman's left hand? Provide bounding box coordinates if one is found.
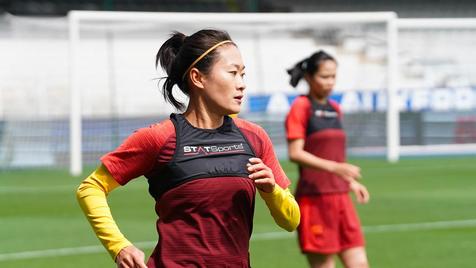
[247,158,276,193]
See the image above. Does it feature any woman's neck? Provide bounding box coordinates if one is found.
[184,99,224,129]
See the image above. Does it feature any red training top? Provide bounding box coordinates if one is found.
[285,95,349,197]
[102,114,290,268]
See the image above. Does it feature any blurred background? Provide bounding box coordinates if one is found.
[1,0,476,169]
[4,0,476,16]
[0,1,475,268]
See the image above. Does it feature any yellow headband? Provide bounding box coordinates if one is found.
[182,40,233,80]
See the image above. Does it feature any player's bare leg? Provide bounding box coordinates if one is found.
[338,246,369,268]
[306,253,335,268]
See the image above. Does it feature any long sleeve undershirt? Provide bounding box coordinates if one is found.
[76,165,131,260]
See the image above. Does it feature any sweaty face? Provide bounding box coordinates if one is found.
[200,45,246,115]
[308,60,337,100]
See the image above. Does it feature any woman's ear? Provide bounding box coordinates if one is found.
[189,68,205,90]
[303,73,311,84]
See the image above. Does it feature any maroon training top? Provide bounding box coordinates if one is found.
[102,114,290,267]
[285,95,349,197]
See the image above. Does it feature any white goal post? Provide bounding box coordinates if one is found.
[68,11,400,176]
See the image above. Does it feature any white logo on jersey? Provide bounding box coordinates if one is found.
[315,110,338,118]
[183,143,245,155]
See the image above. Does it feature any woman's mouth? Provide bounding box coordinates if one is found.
[234,96,243,104]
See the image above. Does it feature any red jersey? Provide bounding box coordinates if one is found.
[102,114,290,268]
[285,95,349,196]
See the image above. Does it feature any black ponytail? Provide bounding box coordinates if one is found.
[287,59,307,88]
[156,29,234,110]
[156,31,187,110]
[286,50,336,88]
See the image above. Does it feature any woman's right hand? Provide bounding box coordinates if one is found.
[116,245,147,268]
[349,180,370,204]
[330,162,361,182]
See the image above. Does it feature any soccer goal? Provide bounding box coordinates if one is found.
[68,11,399,174]
[5,13,475,175]
[66,11,399,175]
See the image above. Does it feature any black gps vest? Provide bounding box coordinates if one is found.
[306,95,343,135]
[148,113,256,200]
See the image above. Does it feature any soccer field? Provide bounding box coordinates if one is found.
[1,156,475,267]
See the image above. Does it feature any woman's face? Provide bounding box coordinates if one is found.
[306,60,337,100]
[200,45,246,115]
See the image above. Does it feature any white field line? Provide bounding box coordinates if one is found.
[0,185,77,194]
[1,218,476,261]
[0,184,145,194]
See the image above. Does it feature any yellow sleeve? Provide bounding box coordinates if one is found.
[76,164,132,260]
[258,185,300,232]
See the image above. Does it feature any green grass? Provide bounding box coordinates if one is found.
[1,156,475,267]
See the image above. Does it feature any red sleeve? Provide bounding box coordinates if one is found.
[285,96,311,140]
[234,118,291,189]
[101,120,174,185]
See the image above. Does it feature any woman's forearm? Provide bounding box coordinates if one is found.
[76,165,132,260]
[288,138,360,183]
[258,185,300,232]
[289,148,336,173]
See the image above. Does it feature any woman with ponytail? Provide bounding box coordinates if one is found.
[76,29,300,268]
[285,51,370,268]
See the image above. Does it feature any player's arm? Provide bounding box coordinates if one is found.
[288,139,369,203]
[257,183,300,232]
[248,158,300,232]
[76,165,146,267]
[238,119,300,231]
[287,138,361,183]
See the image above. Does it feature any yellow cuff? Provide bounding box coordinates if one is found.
[110,241,133,260]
